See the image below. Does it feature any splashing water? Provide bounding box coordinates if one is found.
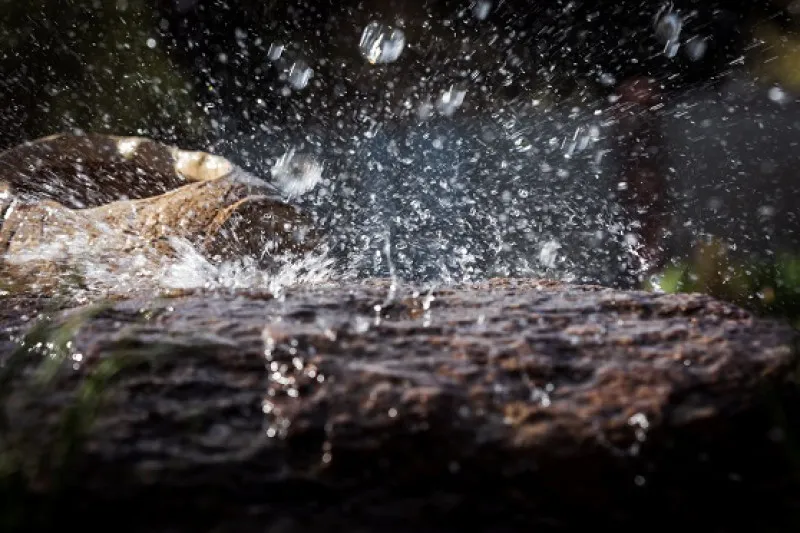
[436,86,467,116]
[684,36,707,62]
[160,238,336,296]
[5,4,797,302]
[267,42,285,61]
[472,1,492,21]
[2,98,655,299]
[9,233,335,301]
[359,22,406,65]
[270,149,324,198]
[287,60,313,90]
[655,9,682,58]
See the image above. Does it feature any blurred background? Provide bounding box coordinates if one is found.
[0,0,799,322]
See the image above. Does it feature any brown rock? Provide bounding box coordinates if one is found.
[0,279,797,532]
[0,134,317,295]
[0,133,230,207]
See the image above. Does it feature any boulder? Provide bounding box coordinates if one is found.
[0,134,317,296]
[0,279,797,532]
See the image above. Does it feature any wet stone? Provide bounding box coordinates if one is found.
[0,134,318,296]
[0,278,797,532]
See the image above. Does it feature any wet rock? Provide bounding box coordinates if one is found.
[0,134,317,295]
[0,279,797,532]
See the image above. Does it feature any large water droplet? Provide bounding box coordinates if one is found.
[472,0,492,20]
[539,240,562,269]
[359,22,406,64]
[271,150,323,198]
[654,11,682,58]
[287,60,313,90]
[768,86,790,105]
[267,42,285,61]
[684,36,707,61]
[437,85,467,116]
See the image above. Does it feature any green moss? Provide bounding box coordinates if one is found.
[0,300,223,508]
[650,245,800,323]
[0,302,121,528]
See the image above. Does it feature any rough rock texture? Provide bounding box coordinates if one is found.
[0,133,232,208]
[0,279,797,532]
[0,134,316,295]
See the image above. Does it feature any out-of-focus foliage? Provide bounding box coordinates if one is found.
[752,22,800,91]
[0,0,206,147]
[653,239,800,325]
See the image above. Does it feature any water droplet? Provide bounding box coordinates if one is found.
[352,316,371,334]
[598,72,616,86]
[359,22,406,64]
[654,11,682,58]
[268,42,285,61]
[417,100,434,119]
[539,240,561,268]
[472,0,492,20]
[628,413,649,429]
[758,204,776,218]
[768,86,790,104]
[271,150,323,197]
[684,36,707,61]
[287,60,313,90]
[146,38,157,49]
[437,85,467,116]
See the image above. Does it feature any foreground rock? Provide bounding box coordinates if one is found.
[0,134,316,296]
[0,279,797,532]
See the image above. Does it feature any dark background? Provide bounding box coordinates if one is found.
[2,0,795,148]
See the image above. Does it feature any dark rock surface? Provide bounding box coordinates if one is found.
[0,278,798,532]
